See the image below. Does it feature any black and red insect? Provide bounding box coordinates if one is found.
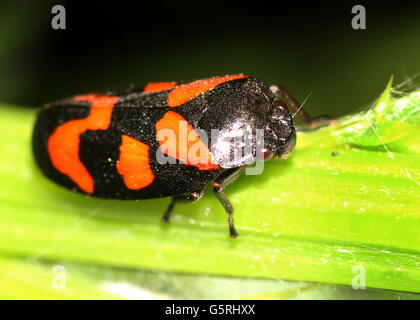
[32,75,319,237]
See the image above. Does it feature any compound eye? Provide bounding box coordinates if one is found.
[274,100,288,111]
[257,147,273,161]
[262,148,273,161]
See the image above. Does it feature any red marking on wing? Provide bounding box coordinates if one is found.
[167,75,248,107]
[143,82,177,93]
[155,111,220,170]
[117,135,154,190]
[47,95,118,193]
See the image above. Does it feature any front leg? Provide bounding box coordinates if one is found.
[212,167,244,238]
[269,84,333,128]
[162,189,204,223]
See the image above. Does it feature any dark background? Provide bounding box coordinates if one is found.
[1,0,419,116]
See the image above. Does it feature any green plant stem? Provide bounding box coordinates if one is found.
[0,81,419,296]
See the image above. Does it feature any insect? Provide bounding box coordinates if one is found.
[32,75,321,238]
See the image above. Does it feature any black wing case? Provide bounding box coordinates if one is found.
[32,89,221,200]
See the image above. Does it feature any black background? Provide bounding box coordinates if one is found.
[1,0,419,116]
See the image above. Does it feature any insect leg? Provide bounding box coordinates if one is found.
[162,189,204,223]
[269,84,333,128]
[212,167,244,238]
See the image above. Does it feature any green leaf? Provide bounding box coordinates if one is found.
[0,254,120,299]
[1,254,418,300]
[0,80,419,298]
[330,77,419,148]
